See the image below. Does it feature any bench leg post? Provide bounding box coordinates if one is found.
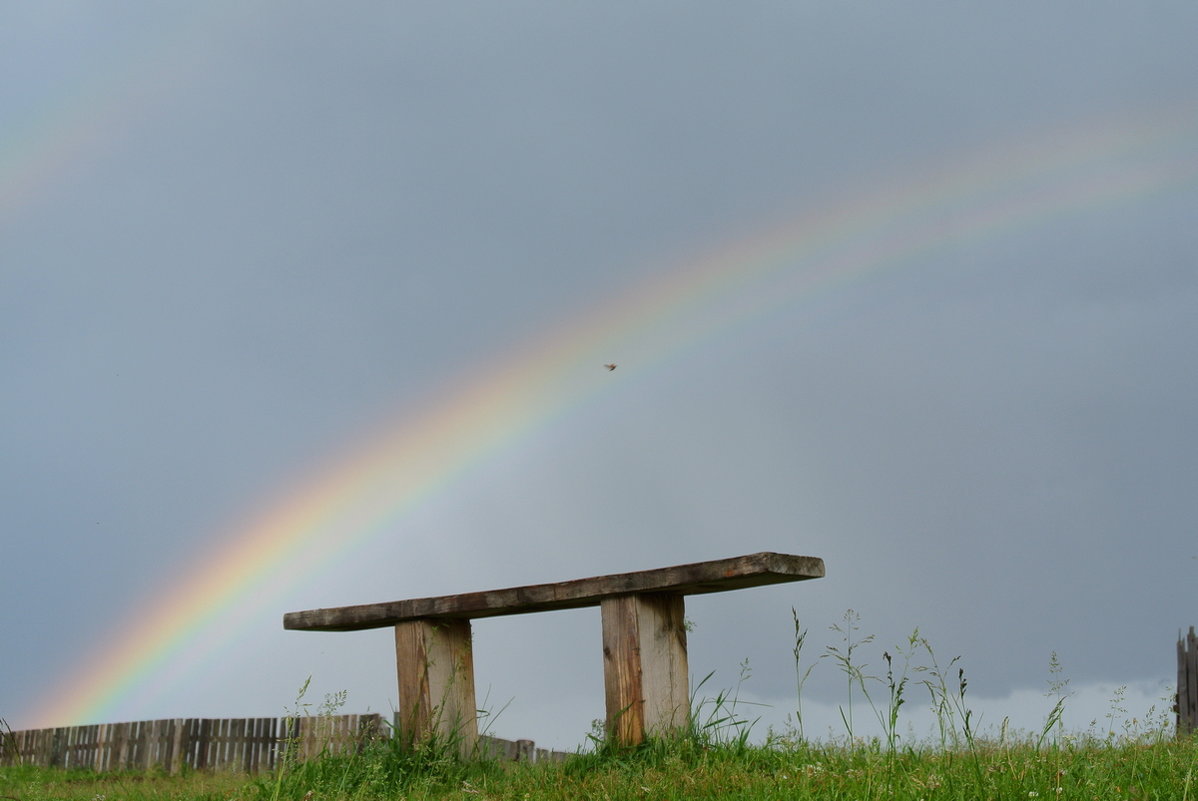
[394,618,478,756]
[600,593,689,746]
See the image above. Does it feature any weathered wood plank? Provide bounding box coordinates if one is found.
[83,724,99,770]
[286,552,824,631]
[195,719,211,770]
[1181,626,1198,735]
[394,618,478,755]
[169,719,186,775]
[95,723,110,772]
[601,596,644,745]
[210,719,226,770]
[1190,629,1198,732]
[113,722,130,770]
[253,717,274,773]
[601,594,689,746]
[1180,634,1190,735]
[232,718,247,771]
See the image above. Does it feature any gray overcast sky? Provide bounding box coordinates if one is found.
[4,3,1197,748]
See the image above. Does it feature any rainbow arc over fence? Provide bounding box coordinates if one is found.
[23,101,1198,729]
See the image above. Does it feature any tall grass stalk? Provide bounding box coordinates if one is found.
[1037,650,1071,750]
[915,638,966,750]
[880,630,921,754]
[269,676,312,801]
[821,609,877,741]
[790,608,817,742]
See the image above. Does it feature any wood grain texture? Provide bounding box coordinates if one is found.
[394,618,478,754]
[601,594,689,746]
[286,552,824,631]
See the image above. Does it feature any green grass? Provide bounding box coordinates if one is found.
[5,613,1196,800]
[0,762,250,800]
[5,736,1198,801]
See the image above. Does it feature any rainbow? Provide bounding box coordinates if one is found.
[0,6,256,228]
[22,101,1198,729]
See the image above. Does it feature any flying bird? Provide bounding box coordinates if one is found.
[604,363,617,371]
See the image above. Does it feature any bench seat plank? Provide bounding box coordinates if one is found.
[284,551,824,631]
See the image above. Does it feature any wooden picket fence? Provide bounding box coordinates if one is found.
[0,714,382,774]
[0,714,569,774]
[1180,626,1197,735]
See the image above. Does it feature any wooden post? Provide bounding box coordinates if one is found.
[601,593,689,746]
[394,618,478,754]
[1181,626,1197,736]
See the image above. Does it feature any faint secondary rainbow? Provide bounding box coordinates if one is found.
[0,5,258,227]
[25,101,1198,729]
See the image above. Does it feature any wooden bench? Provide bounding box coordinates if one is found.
[283,551,824,751]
